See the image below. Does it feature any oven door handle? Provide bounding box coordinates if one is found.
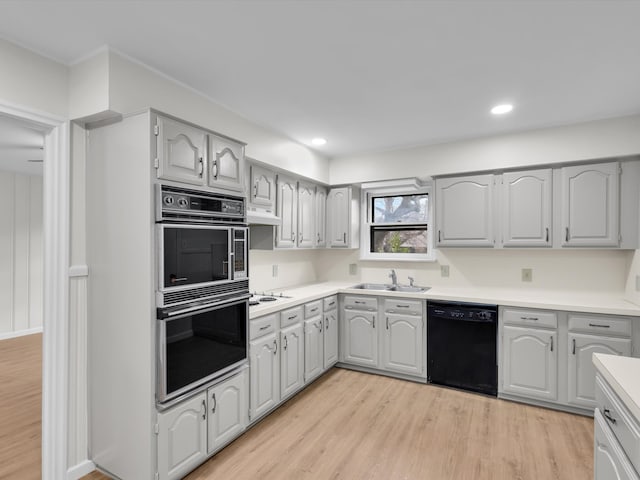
[158,294,251,320]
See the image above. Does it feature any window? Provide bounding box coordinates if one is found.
[360,181,434,261]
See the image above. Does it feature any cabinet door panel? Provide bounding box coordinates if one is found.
[568,334,631,408]
[383,313,423,376]
[304,317,324,382]
[250,165,276,210]
[343,310,377,367]
[327,187,349,247]
[323,310,339,369]
[315,187,327,247]
[502,169,552,247]
[156,116,207,186]
[562,162,619,247]
[209,136,244,192]
[436,174,494,246]
[157,393,207,480]
[297,182,315,248]
[280,323,304,398]
[502,326,557,400]
[250,334,280,420]
[276,176,298,248]
[207,371,248,454]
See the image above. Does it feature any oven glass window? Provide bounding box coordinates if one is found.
[164,301,247,396]
[163,227,230,288]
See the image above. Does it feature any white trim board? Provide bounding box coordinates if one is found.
[0,99,70,480]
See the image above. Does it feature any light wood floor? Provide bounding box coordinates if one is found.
[0,333,42,480]
[85,368,594,480]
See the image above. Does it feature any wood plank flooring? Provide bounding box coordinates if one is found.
[0,333,42,480]
[85,368,594,480]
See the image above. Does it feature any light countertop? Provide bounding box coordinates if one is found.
[249,281,640,319]
[593,353,640,422]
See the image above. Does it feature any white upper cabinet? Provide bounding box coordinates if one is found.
[276,175,298,248]
[156,116,207,186]
[250,164,277,210]
[297,181,316,248]
[561,162,619,247]
[327,186,359,248]
[501,169,552,247]
[435,174,494,247]
[315,186,327,247]
[208,135,245,192]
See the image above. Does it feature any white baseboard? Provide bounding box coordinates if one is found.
[67,459,96,480]
[0,326,43,341]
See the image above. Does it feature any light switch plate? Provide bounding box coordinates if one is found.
[349,263,358,275]
[440,265,450,277]
[522,268,533,282]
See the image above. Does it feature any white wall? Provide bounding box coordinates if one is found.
[0,171,43,339]
[330,115,640,184]
[249,249,320,292]
[0,38,68,118]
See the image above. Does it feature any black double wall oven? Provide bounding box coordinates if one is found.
[155,185,249,403]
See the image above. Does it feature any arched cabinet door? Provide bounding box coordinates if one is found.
[156,115,207,186]
[208,135,245,192]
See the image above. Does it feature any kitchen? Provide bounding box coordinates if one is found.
[0,2,640,480]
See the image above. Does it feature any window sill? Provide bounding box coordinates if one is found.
[359,252,437,262]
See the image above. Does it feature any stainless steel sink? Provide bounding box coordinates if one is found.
[350,283,430,293]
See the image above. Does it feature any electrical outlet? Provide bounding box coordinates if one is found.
[272,264,278,277]
[440,265,450,277]
[522,268,533,282]
[636,275,640,292]
[349,263,358,275]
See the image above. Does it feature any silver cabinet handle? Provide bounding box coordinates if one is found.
[565,227,569,242]
[354,301,366,305]
[202,399,206,420]
[325,319,329,330]
[545,227,549,243]
[284,335,288,350]
[198,157,204,178]
[572,338,576,355]
[273,339,277,355]
[603,408,617,424]
[396,304,410,309]
[372,316,375,328]
[550,336,554,352]
[520,316,539,321]
[386,317,389,330]
[589,323,610,328]
[288,315,297,320]
[319,321,323,332]
[328,301,335,306]
[212,159,218,179]
[211,393,216,414]
[310,308,318,313]
[259,324,271,331]
[343,232,346,243]
[317,232,320,242]
[438,230,441,242]
[299,233,303,241]
[291,232,295,242]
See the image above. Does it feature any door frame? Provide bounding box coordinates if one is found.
[0,100,70,480]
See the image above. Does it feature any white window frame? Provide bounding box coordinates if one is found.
[359,179,435,262]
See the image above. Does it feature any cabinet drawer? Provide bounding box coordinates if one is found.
[343,295,377,312]
[250,313,278,340]
[596,375,640,474]
[280,306,303,328]
[383,298,422,316]
[323,295,338,311]
[304,301,322,319]
[569,314,632,337]
[503,308,557,329]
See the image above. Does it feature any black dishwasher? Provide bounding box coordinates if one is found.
[427,300,498,396]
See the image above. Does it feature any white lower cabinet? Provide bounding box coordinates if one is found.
[502,325,558,401]
[568,333,631,408]
[343,309,378,367]
[383,313,424,376]
[206,371,248,455]
[304,316,324,383]
[323,307,339,369]
[249,332,280,421]
[157,370,248,480]
[280,322,304,399]
[594,408,640,480]
[157,393,207,480]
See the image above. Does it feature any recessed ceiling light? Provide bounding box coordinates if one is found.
[311,137,327,146]
[491,104,513,115]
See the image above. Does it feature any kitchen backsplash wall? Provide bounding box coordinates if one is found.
[313,248,632,293]
[625,250,640,306]
[249,249,321,292]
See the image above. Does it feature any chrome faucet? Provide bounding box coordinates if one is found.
[389,269,397,286]
[408,276,415,287]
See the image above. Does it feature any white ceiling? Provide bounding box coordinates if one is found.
[1,1,640,157]
[0,115,44,176]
